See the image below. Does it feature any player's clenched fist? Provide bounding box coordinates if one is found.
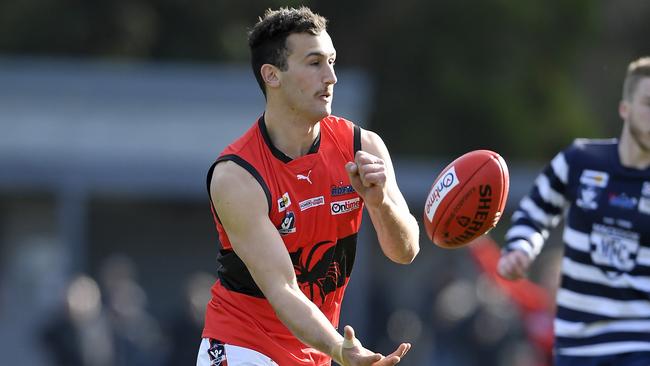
[346,151,387,187]
[497,249,532,280]
[345,151,387,207]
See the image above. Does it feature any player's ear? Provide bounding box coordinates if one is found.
[261,64,281,89]
[619,100,629,121]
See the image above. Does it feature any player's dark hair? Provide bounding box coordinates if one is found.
[248,7,328,97]
[623,56,650,101]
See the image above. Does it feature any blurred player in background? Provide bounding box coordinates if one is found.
[196,7,420,366]
[498,56,650,365]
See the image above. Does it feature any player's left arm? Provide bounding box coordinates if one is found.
[346,128,420,264]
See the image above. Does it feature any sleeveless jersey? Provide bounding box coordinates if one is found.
[203,115,363,365]
[505,139,650,356]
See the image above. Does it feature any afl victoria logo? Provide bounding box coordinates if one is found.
[278,211,296,235]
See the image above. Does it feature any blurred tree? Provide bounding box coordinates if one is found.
[314,0,600,160]
[2,0,648,160]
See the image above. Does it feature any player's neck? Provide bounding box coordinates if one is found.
[619,127,650,170]
[263,107,322,159]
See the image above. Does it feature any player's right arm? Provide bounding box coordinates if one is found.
[497,151,570,280]
[498,250,533,280]
[211,161,409,366]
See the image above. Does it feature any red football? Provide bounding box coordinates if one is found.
[423,150,509,249]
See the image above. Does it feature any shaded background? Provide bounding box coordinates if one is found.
[1,1,649,365]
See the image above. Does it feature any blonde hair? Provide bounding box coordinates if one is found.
[622,57,650,101]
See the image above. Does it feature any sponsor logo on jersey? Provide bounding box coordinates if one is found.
[278,211,296,235]
[642,182,650,197]
[331,183,355,196]
[425,167,460,222]
[331,197,360,215]
[608,193,638,209]
[591,223,640,272]
[297,170,313,184]
[602,217,633,229]
[277,192,291,212]
[300,196,325,211]
[576,186,600,210]
[639,197,650,215]
[580,169,609,188]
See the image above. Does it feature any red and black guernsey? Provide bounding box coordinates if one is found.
[203,115,363,365]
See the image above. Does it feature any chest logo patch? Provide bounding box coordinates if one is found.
[297,170,313,184]
[331,183,355,196]
[608,193,638,210]
[580,169,609,188]
[576,186,600,210]
[300,196,325,211]
[331,197,360,215]
[591,223,640,273]
[278,211,296,235]
[277,192,291,212]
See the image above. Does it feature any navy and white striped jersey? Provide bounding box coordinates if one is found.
[505,138,650,357]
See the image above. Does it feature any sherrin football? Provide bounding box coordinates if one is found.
[423,150,509,249]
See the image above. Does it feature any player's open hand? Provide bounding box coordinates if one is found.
[371,342,411,366]
[345,151,387,208]
[338,325,411,366]
[497,249,532,280]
